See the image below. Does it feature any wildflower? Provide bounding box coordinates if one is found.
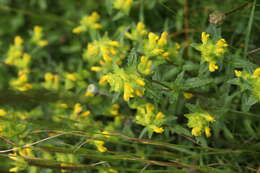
[73,103,83,115]
[5,36,24,66]
[66,73,77,81]
[31,26,48,47]
[185,112,215,137]
[253,68,260,77]
[137,56,153,75]
[10,71,32,91]
[235,68,260,101]
[125,22,148,40]
[57,103,69,109]
[204,127,211,137]
[0,109,7,116]
[153,127,164,133]
[209,62,219,72]
[158,32,168,47]
[194,32,228,72]
[234,70,242,77]
[183,92,194,99]
[113,0,133,14]
[43,73,60,90]
[81,111,91,117]
[99,66,145,101]
[94,140,107,152]
[134,103,166,134]
[72,12,102,34]
[110,104,120,115]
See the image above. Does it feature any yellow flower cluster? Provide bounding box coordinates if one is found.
[9,148,33,172]
[72,12,102,34]
[94,140,107,152]
[5,36,32,71]
[43,72,60,90]
[10,70,32,91]
[135,103,166,133]
[31,26,48,47]
[99,66,145,101]
[72,103,91,118]
[145,32,169,57]
[235,68,260,100]
[137,56,153,75]
[0,109,7,116]
[84,38,127,70]
[195,32,228,72]
[113,0,133,14]
[185,112,215,137]
[125,22,148,40]
[110,104,120,115]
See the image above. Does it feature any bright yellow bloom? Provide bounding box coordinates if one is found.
[9,167,19,172]
[58,103,68,109]
[191,127,202,136]
[44,72,54,81]
[253,68,260,77]
[73,103,83,115]
[203,113,215,122]
[201,32,210,44]
[216,39,228,47]
[66,73,77,81]
[156,112,165,119]
[205,127,211,137]
[81,111,91,117]
[15,36,23,46]
[234,70,242,77]
[0,109,7,116]
[158,32,168,47]
[153,127,164,133]
[94,140,107,152]
[183,92,194,99]
[209,63,219,72]
[123,83,134,101]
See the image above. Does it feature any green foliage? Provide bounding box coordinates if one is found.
[0,0,259,172]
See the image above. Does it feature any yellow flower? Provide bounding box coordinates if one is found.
[15,36,23,46]
[216,39,228,47]
[203,113,215,122]
[0,109,7,116]
[123,83,134,101]
[72,26,84,34]
[44,72,54,81]
[191,127,202,136]
[158,32,168,47]
[94,140,107,152]
[183,92,194,99]
[38,40,48,47]
[136,78,145,86]
[205,127,211,137]
[66,73,77,81]
[81,111,91,117]
[73,103,82,115]
[58,103,68,109]
[253,68,260,77]
[153,127,164,133]
[99,75,109,85]
[148,32,159,45]
[209,63,219,72]
[201,32,210,44]
[156,112,165,119]
[9,167,19,172]
[137,22,148,35]
[234,70,242,77]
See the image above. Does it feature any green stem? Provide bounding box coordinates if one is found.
[244,0,256,58]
